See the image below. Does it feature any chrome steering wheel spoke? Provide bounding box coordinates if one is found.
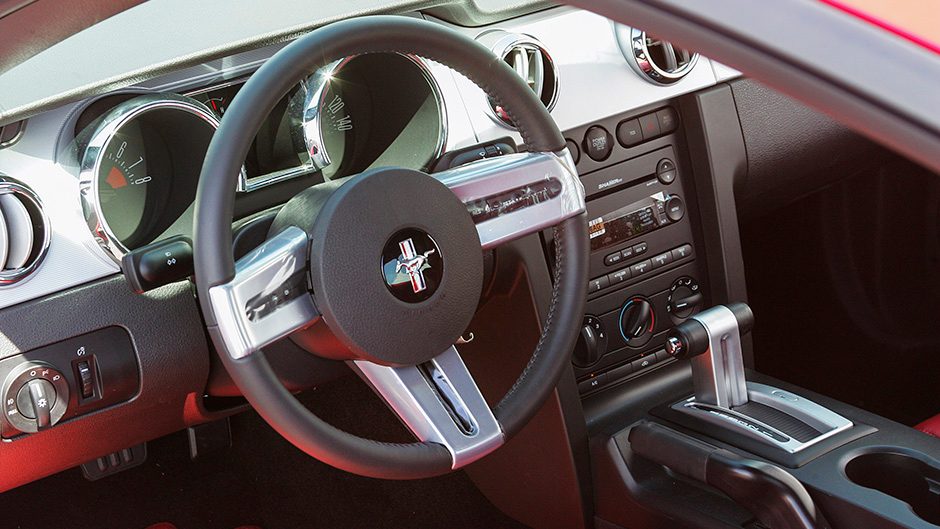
[353,346,504,469]
[433,149,585,249]
[207,226,320,360]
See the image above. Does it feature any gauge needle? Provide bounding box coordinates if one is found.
[106,166,128,189]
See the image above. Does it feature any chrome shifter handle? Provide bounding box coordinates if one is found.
[666,303,753,408]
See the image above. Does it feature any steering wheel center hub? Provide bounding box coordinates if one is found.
[307,167,483,366]
[381,228,444,303]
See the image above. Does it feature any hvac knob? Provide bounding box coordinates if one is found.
[573,315,607,367]
[619,297,655,348]
[667,277,704,320]
[2,362,69,434]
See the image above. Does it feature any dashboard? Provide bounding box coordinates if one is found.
[0,2,745,491]
[0,6,737,310]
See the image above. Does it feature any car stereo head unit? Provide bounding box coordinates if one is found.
[589,192,676,252]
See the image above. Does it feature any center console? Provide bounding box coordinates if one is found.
[575,87,940,529]
[558,104,709,397]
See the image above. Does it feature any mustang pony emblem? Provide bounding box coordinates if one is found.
[395,238,436,293]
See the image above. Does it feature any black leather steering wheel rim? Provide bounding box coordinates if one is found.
[194,15,588,479]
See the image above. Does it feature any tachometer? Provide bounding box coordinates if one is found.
[96,121,151,244]
[79,94,222,261]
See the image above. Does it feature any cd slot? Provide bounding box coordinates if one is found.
[580,145,676,199]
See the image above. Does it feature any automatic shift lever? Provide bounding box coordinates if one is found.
[665,303,753,408]
[663,303,853,456]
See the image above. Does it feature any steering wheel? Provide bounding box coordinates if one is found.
[194,15,588,479]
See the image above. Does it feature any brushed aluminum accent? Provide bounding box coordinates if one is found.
[353,346,504,469]
[689,304,748,408]
[432,149,584,249]
[207,226,319,360]
[672,381,854,454]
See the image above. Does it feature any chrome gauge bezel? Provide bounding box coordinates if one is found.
[301,53,448,180]
[78,94,222,263]
[0,176,51,287]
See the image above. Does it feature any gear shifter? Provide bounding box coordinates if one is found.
[664,303,853,455]
[665,302,753,408]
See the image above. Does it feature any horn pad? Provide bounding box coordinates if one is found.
[306,167,483,366]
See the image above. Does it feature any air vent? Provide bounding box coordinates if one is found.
[480,32,559,128]
[0,120,25,148]
[615,25,699,85]
[0,176,50,286]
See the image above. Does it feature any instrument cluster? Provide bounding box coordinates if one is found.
[75,52,447,261]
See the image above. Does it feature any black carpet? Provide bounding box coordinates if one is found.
[0,374,531,529]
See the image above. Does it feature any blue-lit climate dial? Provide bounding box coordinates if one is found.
[619,297,655,348]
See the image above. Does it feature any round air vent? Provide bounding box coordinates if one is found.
[614,25,699,85]
[478,32,559,128]
[0,176,50,286]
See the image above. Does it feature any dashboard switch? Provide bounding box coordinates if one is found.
[77,360,95,399]
[638,113,661,138]
[121,235,194,294]
[656,107,679,133]
[565,139,581,164]
[583,126,613,161]
[16,379,55,430]
[616,119,643,147]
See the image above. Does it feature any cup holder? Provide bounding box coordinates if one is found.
[845,451,940,526]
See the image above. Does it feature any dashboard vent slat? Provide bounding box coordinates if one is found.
[614,25,699,85]
[480,33,559,128]
[0,176,50,287]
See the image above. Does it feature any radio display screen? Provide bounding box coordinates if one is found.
[589,198,663,252]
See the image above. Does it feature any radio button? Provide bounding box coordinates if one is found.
[604,252,623,266]
[632,242,648,255]
[665,195,685,222]
[630,259,652,277]
[656,158,677,184]
[588,275,610,293]
[672,244,693,260]
[608,268,631,285]
[620,246,635,260]
[651,251,673,269]
[616,119,643,147]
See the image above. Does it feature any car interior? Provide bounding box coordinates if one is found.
[1,1,940,528]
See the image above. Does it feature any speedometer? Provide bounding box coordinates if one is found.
[79,94,221,261]
[302,53,446,180]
